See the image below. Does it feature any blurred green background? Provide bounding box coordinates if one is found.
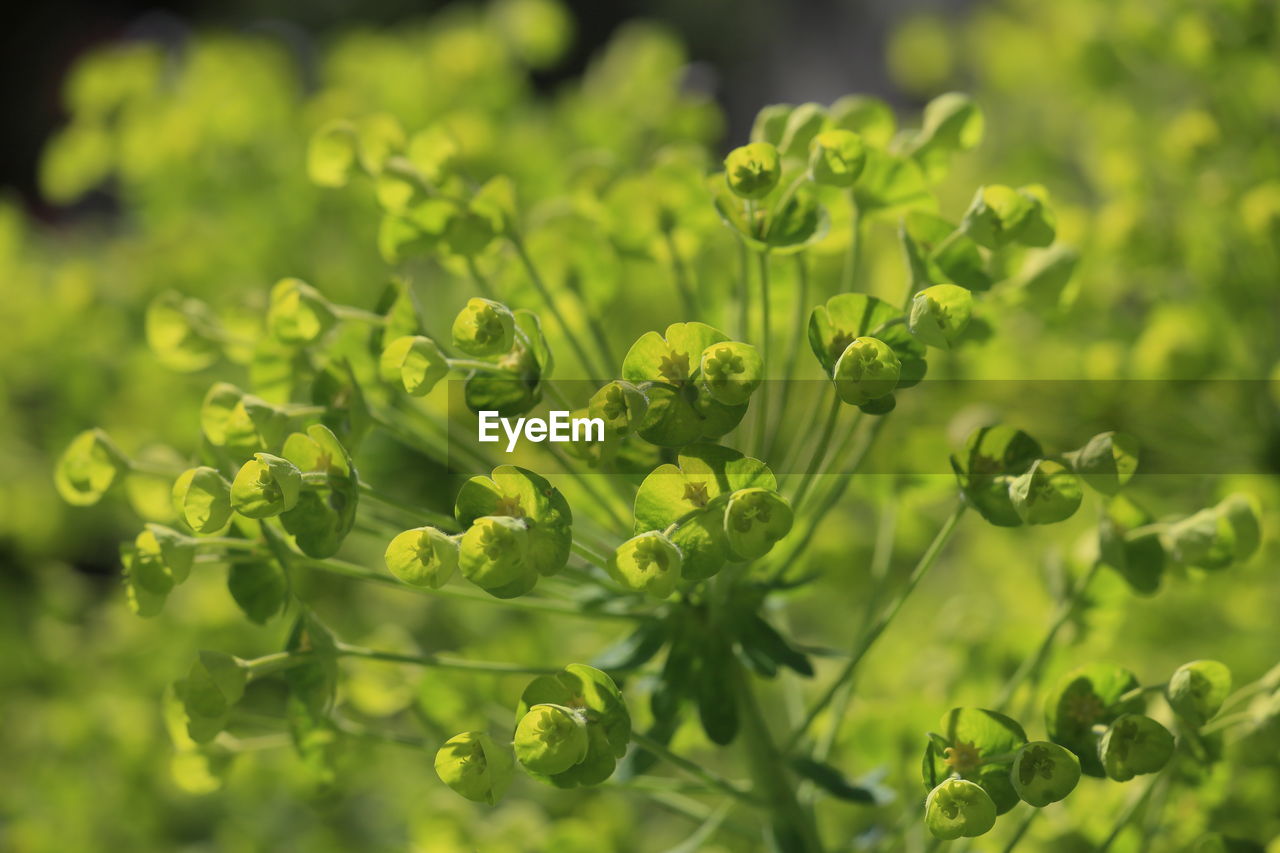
[2,0,1278,850]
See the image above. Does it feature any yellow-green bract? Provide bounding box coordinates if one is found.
[723,142,780,199]
[451,297,516,357]
[434,732,514,806]
[609,531,682,597]
[925,778,996,840]
[230,453,302,518]
[384,527,458,589]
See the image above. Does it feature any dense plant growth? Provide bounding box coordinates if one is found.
[5,1,1278,850]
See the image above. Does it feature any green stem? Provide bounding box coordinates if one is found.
[765,254,811,463]
[128,458,184,478]
[447,358,513,375]
[509,232,606,377]
[737,237,751,341]
[1098,770,1162,851]
[993,561,1102,712]
[1199,710,1258,736]
[1001,807,1038,853]
[662,227,698,319]
[789,392,841,509]
[734,660,824,852]
[754,250,772,457]
[788,503,966,751]
[296,554,644,621]
[335,642,560,675]
[357,482,458,531]
[844,190,861,292]
[332,305,387,325]
[628,731,762,807]
[465,256,497,300]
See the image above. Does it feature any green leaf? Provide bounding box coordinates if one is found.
[279,424,359,559]
[741,614,813,677]
[1045,663,1143,777]
[696,639,739,745]
[455,465,573,578]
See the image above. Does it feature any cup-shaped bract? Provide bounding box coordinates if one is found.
[452,297,516,357]
[610,531,682,597]
[1011,741,1081,807]
[55,428,128,506]
[1218,493,1262,563]
[230,453,302,519]
[1045,663,1143,777]
[962,184,1056,250]
[923,707,1028,814]
[514,704,590,776]
[455,466,574,581]
[380,335,449,396]
[808,129,866,188]
[171,467,232,535]
[384,526,459,589]
[587,380,649,439]
[724,487,794,560]
[267,278,335,345]
[1098,714,1175,782]
[699,341,763,406]
[724,142,781,200]
[145,291,222,372]
[1070,431,1140,495]
[1167,501,1250,570]
[200,383,287,459]
[459,515,533,592]
[434,731,514,806]
[442,206,497,257]
[1008,459,1082,525]
[1167,660,1232,727]
[515,664,630,788]
[175,650,247,744]
[952,425,1043,527]
[134,524,196,594]
[832,337,901,405]
[909,284,972,350]
[924,778,997,840]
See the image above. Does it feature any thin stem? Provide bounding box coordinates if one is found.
[335,642,560,676]
[1098,771,1162,851]
[1200,710,1258,736]
[754,249,772,457]
[465,256,497,300]
[765,254,811,463]
[357,482,458,531]
[334,718,430,750]
[844,189,861,292]
[332,304,387,325]
[993,561,1102,712]
[789,392,842,509]
[662,227,698,319]
[447,358,514,375]
[128,458,184,478]
[1001,807,1038,853]
[195,536,262,551]
[788,503,966,750]
[296,554,644,620]
[629,731,762,807]
[509,232,606,377]
[737,237,751,341]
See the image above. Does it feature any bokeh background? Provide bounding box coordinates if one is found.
[2,0,1278,850]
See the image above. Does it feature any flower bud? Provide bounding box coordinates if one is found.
[832,337,900,405]
[1167,660,1232,727]
[514,704,590,776]
[909,284,972,350]
[724,142,781,200]
[459,515,532,591]
[380,335,449,396]
[1098,714,1175,781]
[724,488,794,560]
[435,731,514,805]
[1008,459,1082,525]
[384,526,458,589]
[55,428,128,506]
[172,467,232,535]
[230,453,302,519]
[698,341,763,406]
[808,129,866,188]
[1011,741,1081,807]
[267,278,335,345]
[610,531,682,597]
[924,778,997,840]
[451,297,516,357]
